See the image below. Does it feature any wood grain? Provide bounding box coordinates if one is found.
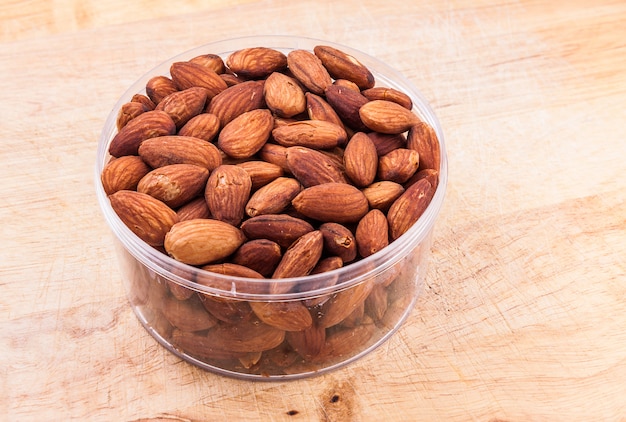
[1,0,625,420]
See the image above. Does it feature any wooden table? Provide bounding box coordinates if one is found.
[2,0,625,420]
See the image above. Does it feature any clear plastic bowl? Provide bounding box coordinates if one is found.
[95,35,447,380]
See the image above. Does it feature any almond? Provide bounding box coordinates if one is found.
[343,132,378,187]
[361,180,405,211]
[130,93,156,111]
[109,110,176,157]
[236,160,284,190]
[305,92,344,129]
[287,49,332,95]
[325,84,370,132]
[263,72,306,118]
[226,47,288,79]
[101,155,150,195]
[240,214,314,249]
[169,61,228,99]
[137,163,209,208]
[319,222,357,263]
[145,75,178,104]
[286,323,326,359]
[164,218,246,265]
[204,165,252,226]
[407,121,441,172]
[176,197,211,221]
[367,132,407,156]
[405,168,439,191]
[377,148,420,183]
[116,101,148,130]
[189,53,226,74]
[387,178,434,240]
[271,230,324,288]
[197,295,253,324]
[138,135,222,170]
[313,45,375,90]
[286,146,347,187]
[257,143,290,174]
[272,120,347,149]
[245,176,302,217]
[206,80,266,127]
[318,280,374,328]
[161,295,218,332]
[231,239,282,278]
[365,284,388,321]
[155,86,207,128]
[218,109,274,159]
[209,318,285,353]
[200,263,267,295]
[359,100,421,134]
[109,190,178,246]
[292,182,369,224]
[178,113,220,142]
[355,209,389,258]
[361,87,412,110]
[249,301,313,331]
[311,323,375,362]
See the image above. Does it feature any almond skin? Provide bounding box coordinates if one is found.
[138,135,222,170]
[137,163,209,208]
[343,132,378,187]
[287,49,332,95]
[218,109,274,159]
[292,182,369,224]
[109,110,176,157]
[226,47,288,79]
[204,165,252,227]
[164,218,246,266]
[109,190,178,247]
[101,155,150,195]
[359,100,421,134]
[387,178,434,240]
[313,45,375,90]
[263,71,306,118]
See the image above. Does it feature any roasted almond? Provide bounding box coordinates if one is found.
[292,182,369,224]
[226,47,288,79]
[263,72,306,118]
[305,92,344,128]
[236,160,284,190]
[155,86,207,128]
[109,110,176,157]
[138,135,222,170]
[318,280,374,328]
[116,101,148,130]
[377,148,420,183]
[178,113,220,142]
[257,143,290,174]
[240,214,314,248]
[130,93,156,111]
[324,83,370,132]
[272,120,347,150]
[271,230,324,285]
[343,132,378,187]
[355,209,389,258]
[287,49,332,95]
[164,218,246,265]
[245,176,302,217]
[361,180,405,211]
[189,53,226,74]
[367,132,407,156]
[176,196,211,221]
[169,61,228,99]
[109,190,178,247]
[101,155,150,195]
[206,80,266,127]
[361,87,412,109]
[286,146,347,187]
[313,45,375,90]
[359,100,421,134]
[405,168,439,191]
[407,121,441,172]
[137,163,209,208]
[387,178,434,240]
[250,301,313,331]
[231,239,282,278]
[365,284,388,321]
[204,165,252,226]
[218,109,274,159]
[161,295,218,332]
[145,75,178,104]
[286,323,326,359]
[319,222,357,263]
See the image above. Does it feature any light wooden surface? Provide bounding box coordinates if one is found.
[2,0,625,420]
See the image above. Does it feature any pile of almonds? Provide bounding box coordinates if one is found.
[102,43,441,375]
